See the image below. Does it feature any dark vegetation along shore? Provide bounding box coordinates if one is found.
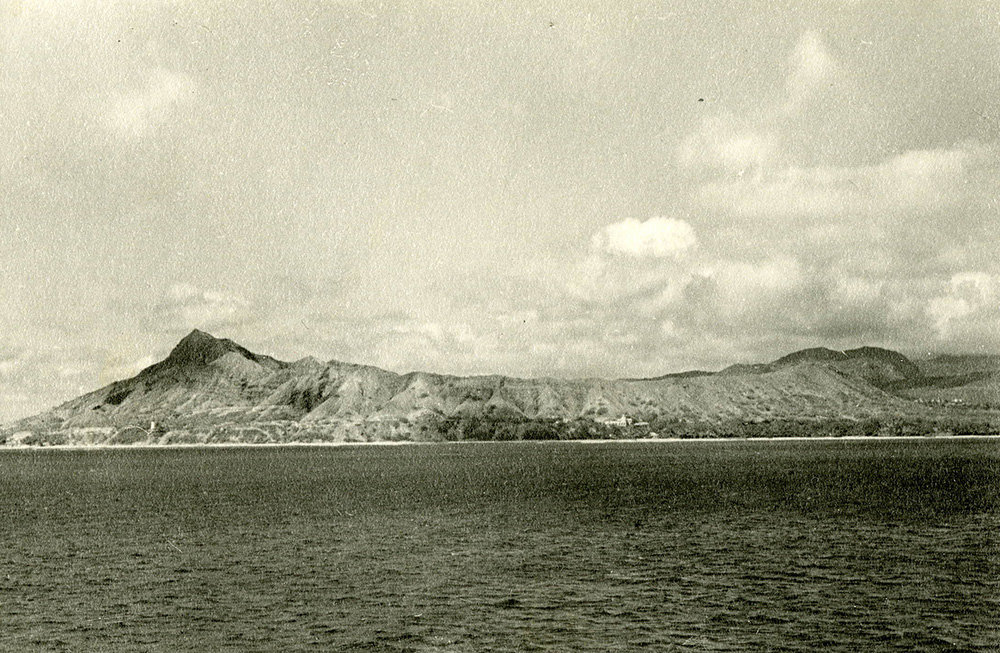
[4,330,1000,446]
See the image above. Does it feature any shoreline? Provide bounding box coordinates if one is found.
[1,434,998,451]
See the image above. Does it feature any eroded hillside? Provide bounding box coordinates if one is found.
[4,330,998,445]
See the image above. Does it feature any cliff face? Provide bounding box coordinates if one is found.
[4,330,996,445]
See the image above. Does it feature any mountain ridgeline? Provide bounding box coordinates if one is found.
[5,330,1000,445]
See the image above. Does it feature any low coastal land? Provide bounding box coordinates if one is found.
[3,434,999,453]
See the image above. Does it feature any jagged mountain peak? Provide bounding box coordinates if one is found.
[165,329,246,366]
[156,329,288,374]
[174,328,221,350]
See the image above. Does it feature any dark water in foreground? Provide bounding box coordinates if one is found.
[0,440,998,652]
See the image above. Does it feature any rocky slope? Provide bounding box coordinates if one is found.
[3,330,997,445]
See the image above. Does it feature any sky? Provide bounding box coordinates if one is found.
[2,0,999,422]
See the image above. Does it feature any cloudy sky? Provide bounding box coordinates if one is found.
[2,0,999,421]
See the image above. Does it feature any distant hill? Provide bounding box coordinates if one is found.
[717,346,924,388]
[896,353,1000,410]
[3,331,998,445]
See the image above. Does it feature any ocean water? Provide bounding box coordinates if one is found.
[0,439,997,652]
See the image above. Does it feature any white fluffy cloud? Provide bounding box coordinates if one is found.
[667,29,1000,358]
[591,217,697,259]
[926,272,999,338]
[679,30,987,223]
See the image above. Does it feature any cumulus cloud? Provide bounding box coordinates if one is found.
[678,30,984,226]
[108,68,197,139]
[673,27,998,341]
[590,217,697,259]
[926,271,999,338]
[549,217,974,372]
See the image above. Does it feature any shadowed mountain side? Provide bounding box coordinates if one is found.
[5,330,998,445]
[718,346,924,390]
[894,354,1000,409]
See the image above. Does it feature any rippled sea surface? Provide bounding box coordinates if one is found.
[1,439,998,652]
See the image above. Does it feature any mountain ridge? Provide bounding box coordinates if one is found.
[4,330,999,445]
